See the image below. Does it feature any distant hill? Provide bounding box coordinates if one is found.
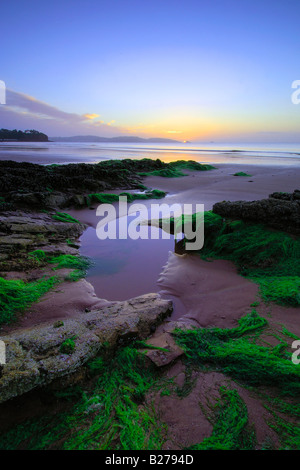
[0,128,49,142]
[50,135,182,144]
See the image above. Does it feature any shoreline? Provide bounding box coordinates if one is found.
[1,149,300,167]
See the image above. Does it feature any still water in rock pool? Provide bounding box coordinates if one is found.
[75,204,179,301]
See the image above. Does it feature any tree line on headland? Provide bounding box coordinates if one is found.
[0,129,49,142]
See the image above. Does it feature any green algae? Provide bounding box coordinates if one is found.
[28,250,91,281]
[233,171,252,177]
[0,312,299,450]
[60,337,76,354]
[138,167,186,178]
[48,253,91,281]
[87,189,166,205]
[51,212,80,223]
[174,311,300,449]
[174,211,300,307]
[0,276,60,325]
[139,160,216,178]
[0,252,91,325]
[187,387,255,450]
[169,160,216,171]
[174,311,300,396]
[0,346,168,450]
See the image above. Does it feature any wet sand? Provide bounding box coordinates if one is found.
[144,163,300,210]
[158,253,259,328]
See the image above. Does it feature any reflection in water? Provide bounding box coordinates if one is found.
[79,216,178,301]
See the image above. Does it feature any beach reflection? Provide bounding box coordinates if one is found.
[77,207,177,301]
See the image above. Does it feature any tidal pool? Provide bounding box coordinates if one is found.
[71,202,180,301]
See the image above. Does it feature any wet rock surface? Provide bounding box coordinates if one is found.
[0,293,172,403]
[213,189,300,234]
[0,159,166,210]
[0,211,86,272]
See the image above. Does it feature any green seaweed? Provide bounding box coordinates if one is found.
[233,172,252,177]
[0,251,92,324]
[169,160,216,171]
[49,254,91,281]
[28,249,48,262]
[0,346,168,450]
[173,309,300,449]
[88,189,166,205]
[0,276,60,325]
[174,311,300,396]
[51,212,80,223]
[175,211,300,307]
[28,251,90,281]
[187,387,255,450]
[60,337,76,354]
[139,161,216,178]
[138,167,186,178]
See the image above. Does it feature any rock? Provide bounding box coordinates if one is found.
[269,189,300,201]
[0,160,147,210]
[0,293,172,403]
[0,212,86,271]
[0,235,35,246]
[213,191,300,234]
[144,332,184,367]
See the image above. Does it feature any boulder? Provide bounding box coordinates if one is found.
[0,212,86,271]
[213,192,300,234]
[0,293,172,403]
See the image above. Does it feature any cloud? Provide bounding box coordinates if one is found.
[7,89,84,123]
[83,113,100,120]
[0,89,125,137]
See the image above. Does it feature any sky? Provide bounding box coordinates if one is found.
[0,0,300,142]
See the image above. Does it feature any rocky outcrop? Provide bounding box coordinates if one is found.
[0,159,166,210]
[0,212,86,271]
[0,293,172,403]
[269,189,300,201]
[212,190,300,234]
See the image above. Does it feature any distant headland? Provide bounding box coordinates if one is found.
[0,129,189,144]
[0,129,49,142]
[50,135,184,143]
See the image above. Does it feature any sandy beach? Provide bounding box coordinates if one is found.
[62,162,300,329]
[2,160,299,335]
[0,157,299,450]
[144,163,300,209]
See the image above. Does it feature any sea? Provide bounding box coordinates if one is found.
[0,141,300,166]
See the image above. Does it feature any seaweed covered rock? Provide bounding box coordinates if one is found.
[0,293,172,403]
[0,159,215,210]
[269,189,300,201]
[0,212,86,271]
[212,191,300,234]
